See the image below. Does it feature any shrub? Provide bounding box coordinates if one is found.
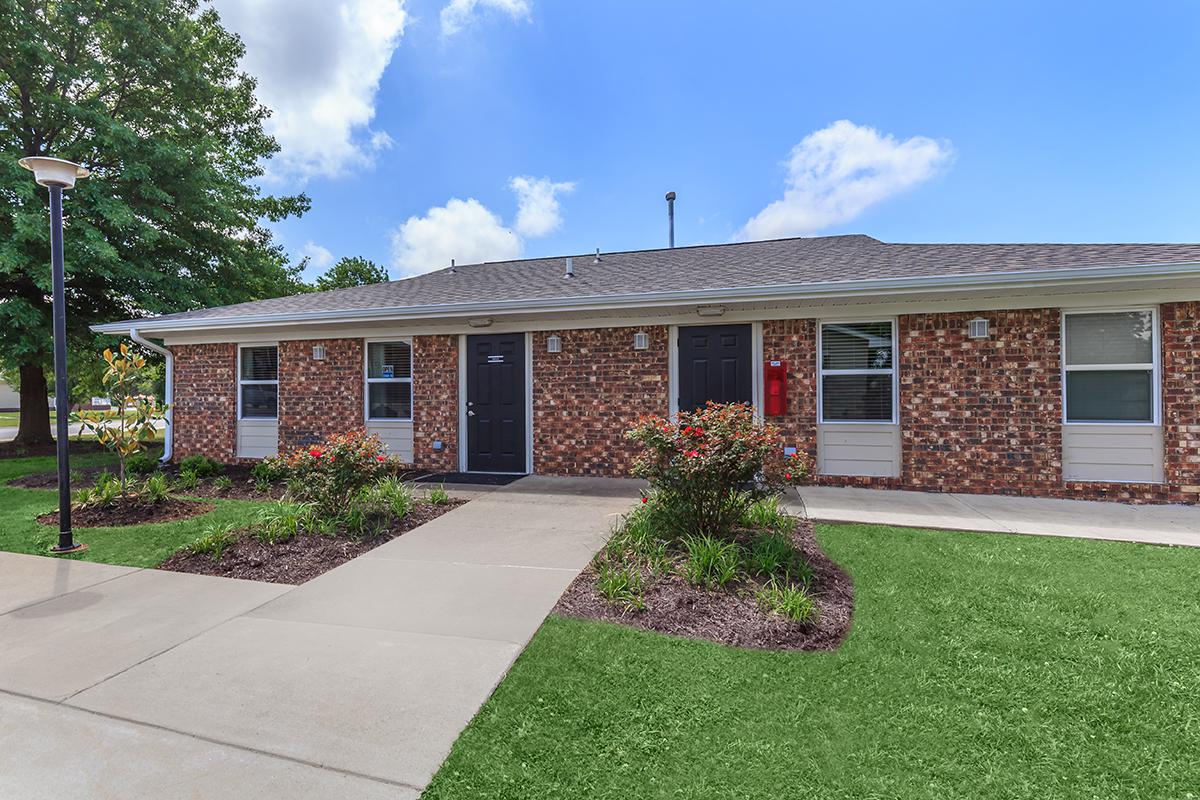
[277,431,401,516]
[189,523,238,560]
[426,484,451,505]
[756,580,817,623]
[174,470,199,491]
[627,402,813,539]
[595,561,646,611]
[682,534,741,589]
[251,458,287,484]
[140,473,172,504]
[745,532,812,586]
[213,475,233,492]
[179,454,222,478]
[126,452,159,476]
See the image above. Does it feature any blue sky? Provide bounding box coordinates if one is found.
[213,0,1200,282]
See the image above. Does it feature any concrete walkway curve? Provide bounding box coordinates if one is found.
[0,476,639,799]
[791,485,1200,547]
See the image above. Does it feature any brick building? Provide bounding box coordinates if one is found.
[95,235,1200,503]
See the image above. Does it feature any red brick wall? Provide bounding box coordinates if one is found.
[172,343,237,461]
[412,334,458,472]
[533,326,670,476]
[1163,302,1200,503]
[899,309,1064,495]
[278,339,364,452]
[762,319,818,463]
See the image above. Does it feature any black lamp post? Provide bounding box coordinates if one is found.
[18,156,90,555]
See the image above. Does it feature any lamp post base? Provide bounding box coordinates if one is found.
[49,540,88,555]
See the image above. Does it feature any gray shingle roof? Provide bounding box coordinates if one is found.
[105,234,1200,327]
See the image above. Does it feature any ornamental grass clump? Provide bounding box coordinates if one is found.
[627,401,812,540]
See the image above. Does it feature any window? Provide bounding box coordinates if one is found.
[366,340,412,420]
[819,320,896,423]
[239,345,278,419]
[1063,310,1157,423]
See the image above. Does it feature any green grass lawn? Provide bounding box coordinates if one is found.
[425,523,1200,800]
[0,453,268,568]
[0,411,52,426]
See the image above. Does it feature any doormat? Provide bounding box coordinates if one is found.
[415,472,525,486]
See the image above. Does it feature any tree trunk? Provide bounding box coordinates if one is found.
[15,363,53,446]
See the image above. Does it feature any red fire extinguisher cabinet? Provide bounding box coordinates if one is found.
[764,360,787,416]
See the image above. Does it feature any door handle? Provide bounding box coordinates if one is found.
[467,410,475,416]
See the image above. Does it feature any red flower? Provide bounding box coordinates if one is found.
[308,449,322,457]
[376,455,387,462]
[640,496,648,504]
[784,473,792,480]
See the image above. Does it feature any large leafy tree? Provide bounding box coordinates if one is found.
[315,256,388,291]
[0,0,310,445]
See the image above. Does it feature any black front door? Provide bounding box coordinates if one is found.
[466,333,527,473]
[678,324,753,412]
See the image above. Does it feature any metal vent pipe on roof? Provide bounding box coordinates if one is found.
[665,191,676,248]
[564,256,574,278]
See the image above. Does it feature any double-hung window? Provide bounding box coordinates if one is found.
[366,340,413,421]
[1063,310,1158,424]
[239,345,278,419]
[819,320,897,423]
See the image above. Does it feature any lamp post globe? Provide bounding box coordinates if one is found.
[18,156,91,555]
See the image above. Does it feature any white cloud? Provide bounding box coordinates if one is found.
[509,176,575,238]
[440,0,530,36]
[212,0,408,181]
[391,198,522,276]
[299,241,335,271]
[740,120,952,241]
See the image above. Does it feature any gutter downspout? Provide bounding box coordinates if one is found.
[129,327,172,463]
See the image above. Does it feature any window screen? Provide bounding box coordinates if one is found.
[366,341,413,420]
[1063,310,1156,423]
[239,346,278,419]
[820,321,896,423]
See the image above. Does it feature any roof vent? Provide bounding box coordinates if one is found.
[564,256,574,279]
[449,258,456,275]
[594,248,602,263]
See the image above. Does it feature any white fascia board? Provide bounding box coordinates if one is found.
[90,260,1200,337]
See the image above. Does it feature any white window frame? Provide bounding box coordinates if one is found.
[237,343,279,421]
[364,337,414,423]
[1061,307,1160,426]
[817,318,899,425]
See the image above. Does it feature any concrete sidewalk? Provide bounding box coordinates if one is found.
[792,485,1200,547]
[1,476,638,798]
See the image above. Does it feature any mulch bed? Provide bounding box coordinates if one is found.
[38,496,215,528]
[158,499,465,584]
[555,518,855,652]
[11,464,112,490]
